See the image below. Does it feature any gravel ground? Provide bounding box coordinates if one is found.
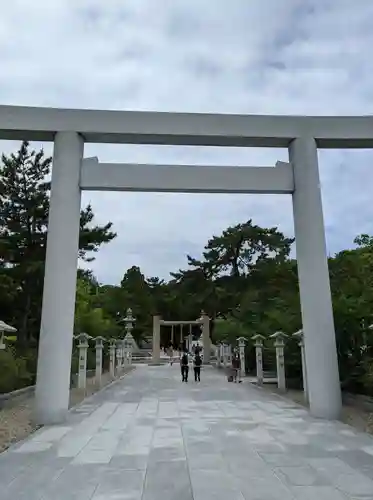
[217,367,373,434]
[0,367,135,453]
[262,384,373,434]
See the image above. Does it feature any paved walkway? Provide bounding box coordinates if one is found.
[2,365,373,499]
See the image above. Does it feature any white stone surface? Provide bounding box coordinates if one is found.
[1,104,373,147]
[252,335,264,386]
[109,344,115,377]
[34,131,83,425]
[2,364,373,499]
[80,159,294,194]
[152,315,161,363]
[95,345,103,385]
[290,137,342,419]
[201,312,211,364]
[237,338,246,378]
[294,330,309,402]
[78,346,88,389]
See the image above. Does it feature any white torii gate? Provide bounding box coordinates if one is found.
[1,105,369,424]
[152,312,210,364]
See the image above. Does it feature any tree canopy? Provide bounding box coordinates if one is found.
[0,142,116,346]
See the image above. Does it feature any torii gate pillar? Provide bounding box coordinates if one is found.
[152,315,161,364]
[201,311,211,364]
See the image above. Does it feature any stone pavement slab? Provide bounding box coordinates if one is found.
[1,364,373,499]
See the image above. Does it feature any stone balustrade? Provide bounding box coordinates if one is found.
[214,330,308,399]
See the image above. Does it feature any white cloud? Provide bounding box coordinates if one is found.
[1,0,373,283]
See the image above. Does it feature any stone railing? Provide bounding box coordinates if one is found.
[214,331,307,399]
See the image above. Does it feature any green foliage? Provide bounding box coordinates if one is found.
[74,277,116,338]
[213,317,247,345]
[0,348,33,393]
[0,141,116,346]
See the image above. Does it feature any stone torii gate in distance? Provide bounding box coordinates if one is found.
[152,311,210,364]
[2,104,370,424]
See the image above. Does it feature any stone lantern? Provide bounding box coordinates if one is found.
[124,308,135,365]
[74,332,92,389]
[94,336,106,386]
[124,308,135,331]
[251,334,265,386]
[109,339,116,377]
[237,337,246,378]
[124,332,134,365]
[293,329,308,402]
[115,339,123,373]
[270,331,288,392]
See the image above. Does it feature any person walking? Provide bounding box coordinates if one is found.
[194,342,202,355]
[168,345,174,365]
[193,352,202,382]
[232,352,241,383]
[180,350,189,382]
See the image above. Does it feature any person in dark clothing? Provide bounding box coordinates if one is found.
[180,351,189,382]
[194,353,202,382]
[194,342,202,355]
[232,353,241,383]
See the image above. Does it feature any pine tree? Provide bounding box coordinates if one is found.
[0,141,116,346]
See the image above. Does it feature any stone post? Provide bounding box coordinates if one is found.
[288,138,341,419]
[0,331,5,350]
[74,333,91,390]
[116,339,122,374]
[121,340,126,368]
[94,336,105,386]
[252,334,265,386]
[35,132,84,425]
[222,343,228,367]
[152,315,161,364]
[124,339,129,366]
[129,344,133,365]
[109,339,116,377]
[227,344,232,366]
[122,339,127,366]
[200,311,211,364]
[216,343,221,367]
[293,329,308,402]
[237,337,246,378]
[124,308,135,366]
[124,331,134,366]
[270,331,288,392]
[188,324,193,353]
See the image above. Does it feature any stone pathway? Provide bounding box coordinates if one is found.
[1,365,373,499]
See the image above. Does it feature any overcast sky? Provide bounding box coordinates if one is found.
[1,0,373,284]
